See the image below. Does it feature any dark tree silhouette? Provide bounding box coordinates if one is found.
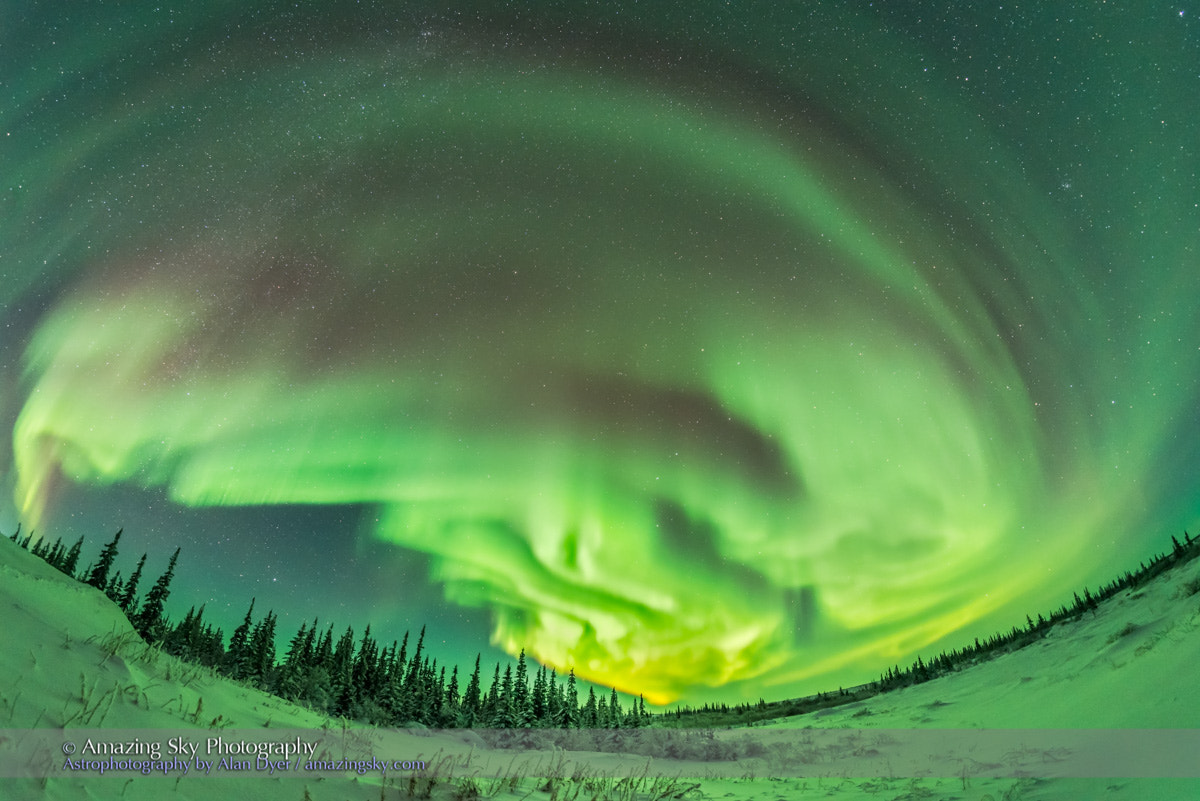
[133,547,179,641]
[85,528,123,590]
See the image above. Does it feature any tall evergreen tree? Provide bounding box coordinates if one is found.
[330,625,356,716]
[31,535,51,559]
[583,686,598,727]
[225,598,256,679]
[104,570,124,603]
[86,528,123,590]
[247,610,278,688]
[313,624,334,671]
[444,665,460,723]
[119,553,147,614]
[350,625,381,718]
[133,547,179,641]
[532,665,547,726]
[493,664,517,727]
[165,606,199,658]
[483,663,501,723]
[546,669,562,727]
[61,535,85,578]
[562,669,580,728]
[460,655,483,726]
[37,536,61,565]
[513,649,531,727]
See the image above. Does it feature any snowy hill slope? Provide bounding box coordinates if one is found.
[719,544,1200,799]
[769,549,1200,730]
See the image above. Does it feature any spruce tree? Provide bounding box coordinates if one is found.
[247,611,278,689]
[584,686,598,727]
[86,529,123,590]
[609,688,622,728]
[350,625,382,719]
[166,606,198,657]
[532,665,547,726]
[133,547,178,642]
[119,554,146,614]
[494,664,517,727]
[546,669,562,727]
[61,536,85,577]
[104,570,124,603]
[277,620,310,699]
[225,598,256,680]
[483,663,501,723]
[31,535,50,559]
[563,669,580,728]
[444,665,460,723]
[37,536,61,564]
[513,649,531,727]
[48,539,66,567]
[460,655,482,726]
[330,626,356,716]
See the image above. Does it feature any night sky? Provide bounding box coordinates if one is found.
[2,1,1198,705]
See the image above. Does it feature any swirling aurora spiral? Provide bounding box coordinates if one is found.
[3,2,1197,703]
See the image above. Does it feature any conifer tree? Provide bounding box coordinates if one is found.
[277,621,310,699]
[104,570,124,603]
[247,611,277,688]
[133,547,179,641]
[330,626,356,716]
[119,553,146,613]
[513,649,531,727]
[546,669,562,727]
[37,536,60,564]
[313,624,334,671]
[285,621,312,669]
[491,664,514,727]
[444,665,460,723]
[532,665,547,726]
[61,536,85,578]
[49,539,67,567]
[609,688,622,728]
[351,625,379,714]
[483,663,501,723]
[405,626,426,692]
[86,529,123,590]
[31,535,50,559]
[225,598,256,680]
[584,686,598,727]
[166,606,199,658]
[460,655,483,726]
[562,669,580,728]
[183,604,209,661]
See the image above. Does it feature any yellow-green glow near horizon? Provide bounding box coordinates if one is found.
[3,1,1198,702]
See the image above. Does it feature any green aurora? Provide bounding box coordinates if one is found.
[2,1,1198,703]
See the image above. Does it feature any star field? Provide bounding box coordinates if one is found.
[2,1,1198,704]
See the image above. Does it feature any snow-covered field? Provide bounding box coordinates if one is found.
[2,533,1198,800]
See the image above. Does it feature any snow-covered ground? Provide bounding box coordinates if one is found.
[2,533,1198,800]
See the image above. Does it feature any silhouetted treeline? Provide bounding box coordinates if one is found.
[9,523,1197,729]
[5,523,650,729]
